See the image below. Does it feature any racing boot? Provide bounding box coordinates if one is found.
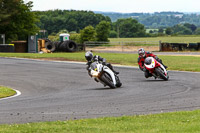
[94,78,99,82]
[113,69,119,75]
[163,64,168,69]
[144,71,152,78]
[159,60,168,69]
[108,64,119,75]
[156,58,168,69]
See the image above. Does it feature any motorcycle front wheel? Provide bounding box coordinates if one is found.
[101,72,116,88]
[155,67,169,81]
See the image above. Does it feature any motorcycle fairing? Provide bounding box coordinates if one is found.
[103,66,116,86]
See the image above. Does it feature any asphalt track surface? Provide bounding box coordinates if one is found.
[0,57,200,124]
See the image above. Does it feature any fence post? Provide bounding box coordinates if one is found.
[121,41,124,52]
[83,42,86,51]
[1,34,5,44]
[159,40,162,51]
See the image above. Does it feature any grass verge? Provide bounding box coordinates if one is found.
[0,52,199,72]
[109,36,200,43]
[0,110,200,132]
[0,86,16,99]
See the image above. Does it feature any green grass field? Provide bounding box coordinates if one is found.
[109,36,200,43]
[0,52,199,72]
[0,110,200,132]
[0,86,16,98]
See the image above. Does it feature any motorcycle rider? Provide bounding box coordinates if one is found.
[137,48,168,78]
[85,51,119,78]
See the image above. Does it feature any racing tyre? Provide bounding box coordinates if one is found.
[101,72,116,89]
[115,76,122,87]
[45,41,56,52]
[155,67,169,81]
[62,40,77,52]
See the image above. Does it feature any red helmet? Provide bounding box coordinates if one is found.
[138,48,145,58]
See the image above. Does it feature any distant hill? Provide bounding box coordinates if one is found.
[94,11,200,28]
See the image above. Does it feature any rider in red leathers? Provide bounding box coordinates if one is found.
[137,48,167,78]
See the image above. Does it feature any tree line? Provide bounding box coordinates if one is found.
[35,10,111,35]
[148,23,200,36]
[1,1,200,44]
[100,11,200,28]
[35,10,147,43]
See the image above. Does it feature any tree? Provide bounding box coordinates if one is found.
[114,18,146,38]
[194,28,200,35]
[36,10,111,35]
[158,28,164,33]
[95,21,111,42]
[183,23,197,33]
[0,0,19,26]
[171,24,192,35]
[109,30,118,38]
[67,18,78,32]
[165,27,172,35]
[178,27,192,35]
[70,33,81,44]
[80,25,96,43]
[0,0,39,43]
[149,30,154,34]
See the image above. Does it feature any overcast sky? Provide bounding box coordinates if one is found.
[28,0,200,13]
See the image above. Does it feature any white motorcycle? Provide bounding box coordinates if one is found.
[89,61,122,88]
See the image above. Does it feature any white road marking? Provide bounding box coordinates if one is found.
[0,89,21,101]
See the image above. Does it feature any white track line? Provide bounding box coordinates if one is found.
[0,89,21,101]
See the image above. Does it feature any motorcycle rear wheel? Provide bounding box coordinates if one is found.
[115,75,122,87]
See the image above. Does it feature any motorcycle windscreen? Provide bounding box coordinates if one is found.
[144,57,155,68]
[90,62,98,70]
[144,57,152,65]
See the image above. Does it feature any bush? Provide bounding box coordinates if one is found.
[80,25,96,44]
[70,33,81,44]
[109,30,118,38]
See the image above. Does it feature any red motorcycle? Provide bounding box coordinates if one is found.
[144,57,169,80]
